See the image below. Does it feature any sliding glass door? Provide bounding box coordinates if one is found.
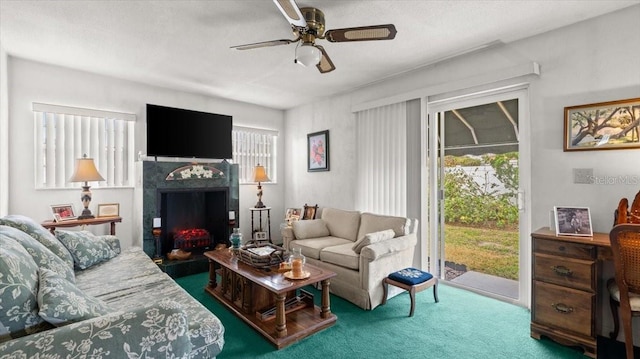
[426,87,530,306]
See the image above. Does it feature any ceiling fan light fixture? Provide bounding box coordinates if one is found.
[295,43,321,67]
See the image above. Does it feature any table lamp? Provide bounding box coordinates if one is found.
[69,154,104,219]
[252,164,270,208]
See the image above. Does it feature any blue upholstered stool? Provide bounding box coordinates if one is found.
[382,268,438,317]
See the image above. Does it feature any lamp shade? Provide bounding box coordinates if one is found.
[252,165,270,183]
[69,155,104,183]
[296,44,321,67]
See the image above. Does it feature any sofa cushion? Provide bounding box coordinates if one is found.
[37,268,112,327]
[55,230,118,270]
[0,225,75,284]
[352,229,395,254]
[0,215,74,269]
[0,235,47,341]
[320,243,359,270]
[292,219,330,239]
[356,212,410,242]
[290,237,352,260]
[321,208,361,242]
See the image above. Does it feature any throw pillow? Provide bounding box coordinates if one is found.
[55,230,118,270]
[352,229,395,254]
[98,234,121,254]
[0,234,47,341]
[292,219,330,239]
[37,268,111,326]
[0,214,74,269]
[0,225,75,284]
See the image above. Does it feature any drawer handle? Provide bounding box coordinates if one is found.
[551,265,573,277]
[551,302,574,314]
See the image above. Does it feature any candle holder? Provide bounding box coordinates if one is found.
[152,227,163,264]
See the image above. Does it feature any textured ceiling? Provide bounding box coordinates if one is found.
[1,0,638,109]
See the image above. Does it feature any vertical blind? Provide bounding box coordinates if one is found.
[355,102,407,216]
[232,126,278,183]
[33,103,135,189]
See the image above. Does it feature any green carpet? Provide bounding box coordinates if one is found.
[176,272,585,359]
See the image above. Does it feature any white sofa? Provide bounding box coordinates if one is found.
[281,208,417,310]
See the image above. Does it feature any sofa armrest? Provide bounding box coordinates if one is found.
[360,232,417,261]
[282,226,295,250]
[0,301,192,358]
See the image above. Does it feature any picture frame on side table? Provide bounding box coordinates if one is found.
[564,97,640,151]
[97,203,120,218]
[308,130,330,172]
[302,204,318,220]
[51,204,76,222]
[254,231,268,242]
[554,206,593,237]
[285,208,301,227]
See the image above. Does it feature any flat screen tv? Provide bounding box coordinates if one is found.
[146,104,232,160]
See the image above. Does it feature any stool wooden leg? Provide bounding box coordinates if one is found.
[381,279,388,305]
[409,286,416,317]
[433,280,439,303]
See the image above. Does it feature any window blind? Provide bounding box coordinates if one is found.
[33,103,135,189]
[232,126,278,183]
[355,102,407,216]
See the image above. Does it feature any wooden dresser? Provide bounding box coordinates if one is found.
[530,228,612,358]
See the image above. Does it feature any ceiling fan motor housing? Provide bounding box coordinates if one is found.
[300,7,325,36]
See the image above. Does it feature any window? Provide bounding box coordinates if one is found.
[33,103,135,189]
[232,126,277,183]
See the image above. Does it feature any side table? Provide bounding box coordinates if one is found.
[249,207,272,243]
[41,216,122,235]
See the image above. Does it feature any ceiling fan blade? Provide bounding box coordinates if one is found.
[273,0,307,29]
[325,24,397,42]
[315,45,335,74]
[231,39,297,50]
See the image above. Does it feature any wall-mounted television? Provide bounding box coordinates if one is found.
[146,104,232,160]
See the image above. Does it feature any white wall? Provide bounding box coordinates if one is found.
[7,57,285,248]
[286,6,640,234]
[284,5,640,339]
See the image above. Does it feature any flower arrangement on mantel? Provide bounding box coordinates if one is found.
[165,164,225,180]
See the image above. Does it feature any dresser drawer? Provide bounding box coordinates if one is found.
[533,237,596,260]
[533,281,594,337]
[534,253,595,292]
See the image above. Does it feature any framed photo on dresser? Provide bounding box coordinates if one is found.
[554,206,592,236]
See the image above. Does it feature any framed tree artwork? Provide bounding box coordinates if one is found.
[564,97,640,151]
[308,130,329,172]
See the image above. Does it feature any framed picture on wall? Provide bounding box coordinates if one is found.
[308,130,330,172]
[564,97,640,151]
[553,206,593,236]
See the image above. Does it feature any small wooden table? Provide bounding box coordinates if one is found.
[204,249,337,349]
[41,216,122,235]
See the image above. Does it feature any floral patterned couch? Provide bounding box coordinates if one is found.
[0,215,224,358]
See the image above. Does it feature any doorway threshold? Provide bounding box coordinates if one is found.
[450,271,518,299]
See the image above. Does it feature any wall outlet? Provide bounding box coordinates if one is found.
[573,168,594,184]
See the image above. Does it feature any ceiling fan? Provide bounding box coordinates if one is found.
[231,0,397,73]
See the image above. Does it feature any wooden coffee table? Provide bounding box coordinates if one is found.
[204,249,337,349]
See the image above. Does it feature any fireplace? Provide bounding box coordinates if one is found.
[158,188,228,255]
[140,160,239,277]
